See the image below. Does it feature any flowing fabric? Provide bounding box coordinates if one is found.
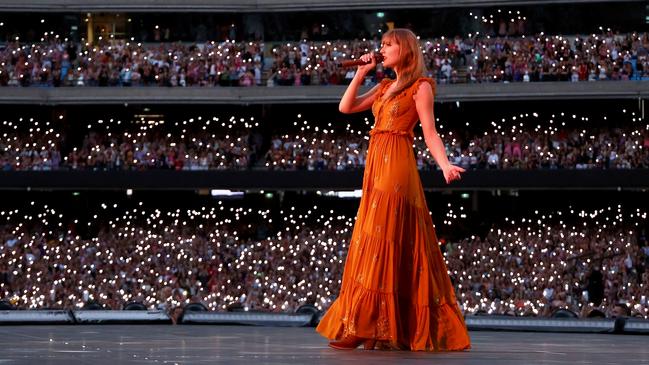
[316,77,471,351]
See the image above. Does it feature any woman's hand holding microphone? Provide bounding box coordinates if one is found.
[356,52,379,75]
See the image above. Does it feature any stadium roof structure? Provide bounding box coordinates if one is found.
[0,81,647,105]
[0,0,641,12]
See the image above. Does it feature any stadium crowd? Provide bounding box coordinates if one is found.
[5,112,647,171]
[1,31,648,87]
[431,31,649,83]
[269,31,649,85]
[0,38,265,87]
[446,206,648,318]
[1,117,260,171]
[0,200,646,321]
[65,129,255,171]
[264,120,649,171]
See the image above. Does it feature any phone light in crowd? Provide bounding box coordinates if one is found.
[126,189,133,196]
[377,12,385,18]
[461,193,470,199]
[324,190,363,199]
[210,189,244,198]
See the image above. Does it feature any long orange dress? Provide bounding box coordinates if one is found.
[316,77,471,351]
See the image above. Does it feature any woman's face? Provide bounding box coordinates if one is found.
[380,37,400,69]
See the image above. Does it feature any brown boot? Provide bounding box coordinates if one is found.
[328,336,364,350]
[363,339,377,350]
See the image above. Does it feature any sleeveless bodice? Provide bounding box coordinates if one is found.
[369,77,436,141]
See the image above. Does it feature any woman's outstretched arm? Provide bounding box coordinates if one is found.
[414,81,465,184]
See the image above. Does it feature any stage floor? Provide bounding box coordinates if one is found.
[0,325,647,364]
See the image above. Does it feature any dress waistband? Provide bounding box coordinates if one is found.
[369,128,414,140]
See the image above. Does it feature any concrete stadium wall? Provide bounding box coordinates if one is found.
[1,169,647,190]
[0,81,647,105]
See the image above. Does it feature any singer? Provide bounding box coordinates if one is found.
[315,28,471,352]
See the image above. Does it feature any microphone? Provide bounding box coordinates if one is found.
[338,53,383,68]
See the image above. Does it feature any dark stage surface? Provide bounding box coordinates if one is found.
[0,325,647,364]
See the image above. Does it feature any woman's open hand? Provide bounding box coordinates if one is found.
[442,164,465,184]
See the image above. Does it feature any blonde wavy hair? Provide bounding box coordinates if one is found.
[381,28,427,99]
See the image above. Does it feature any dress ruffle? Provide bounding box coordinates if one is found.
[412,77,436,97]
[318,274,471,351]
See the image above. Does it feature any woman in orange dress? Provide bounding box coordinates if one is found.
[315,28,471,352]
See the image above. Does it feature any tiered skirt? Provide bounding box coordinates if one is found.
[315,132,471,351]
